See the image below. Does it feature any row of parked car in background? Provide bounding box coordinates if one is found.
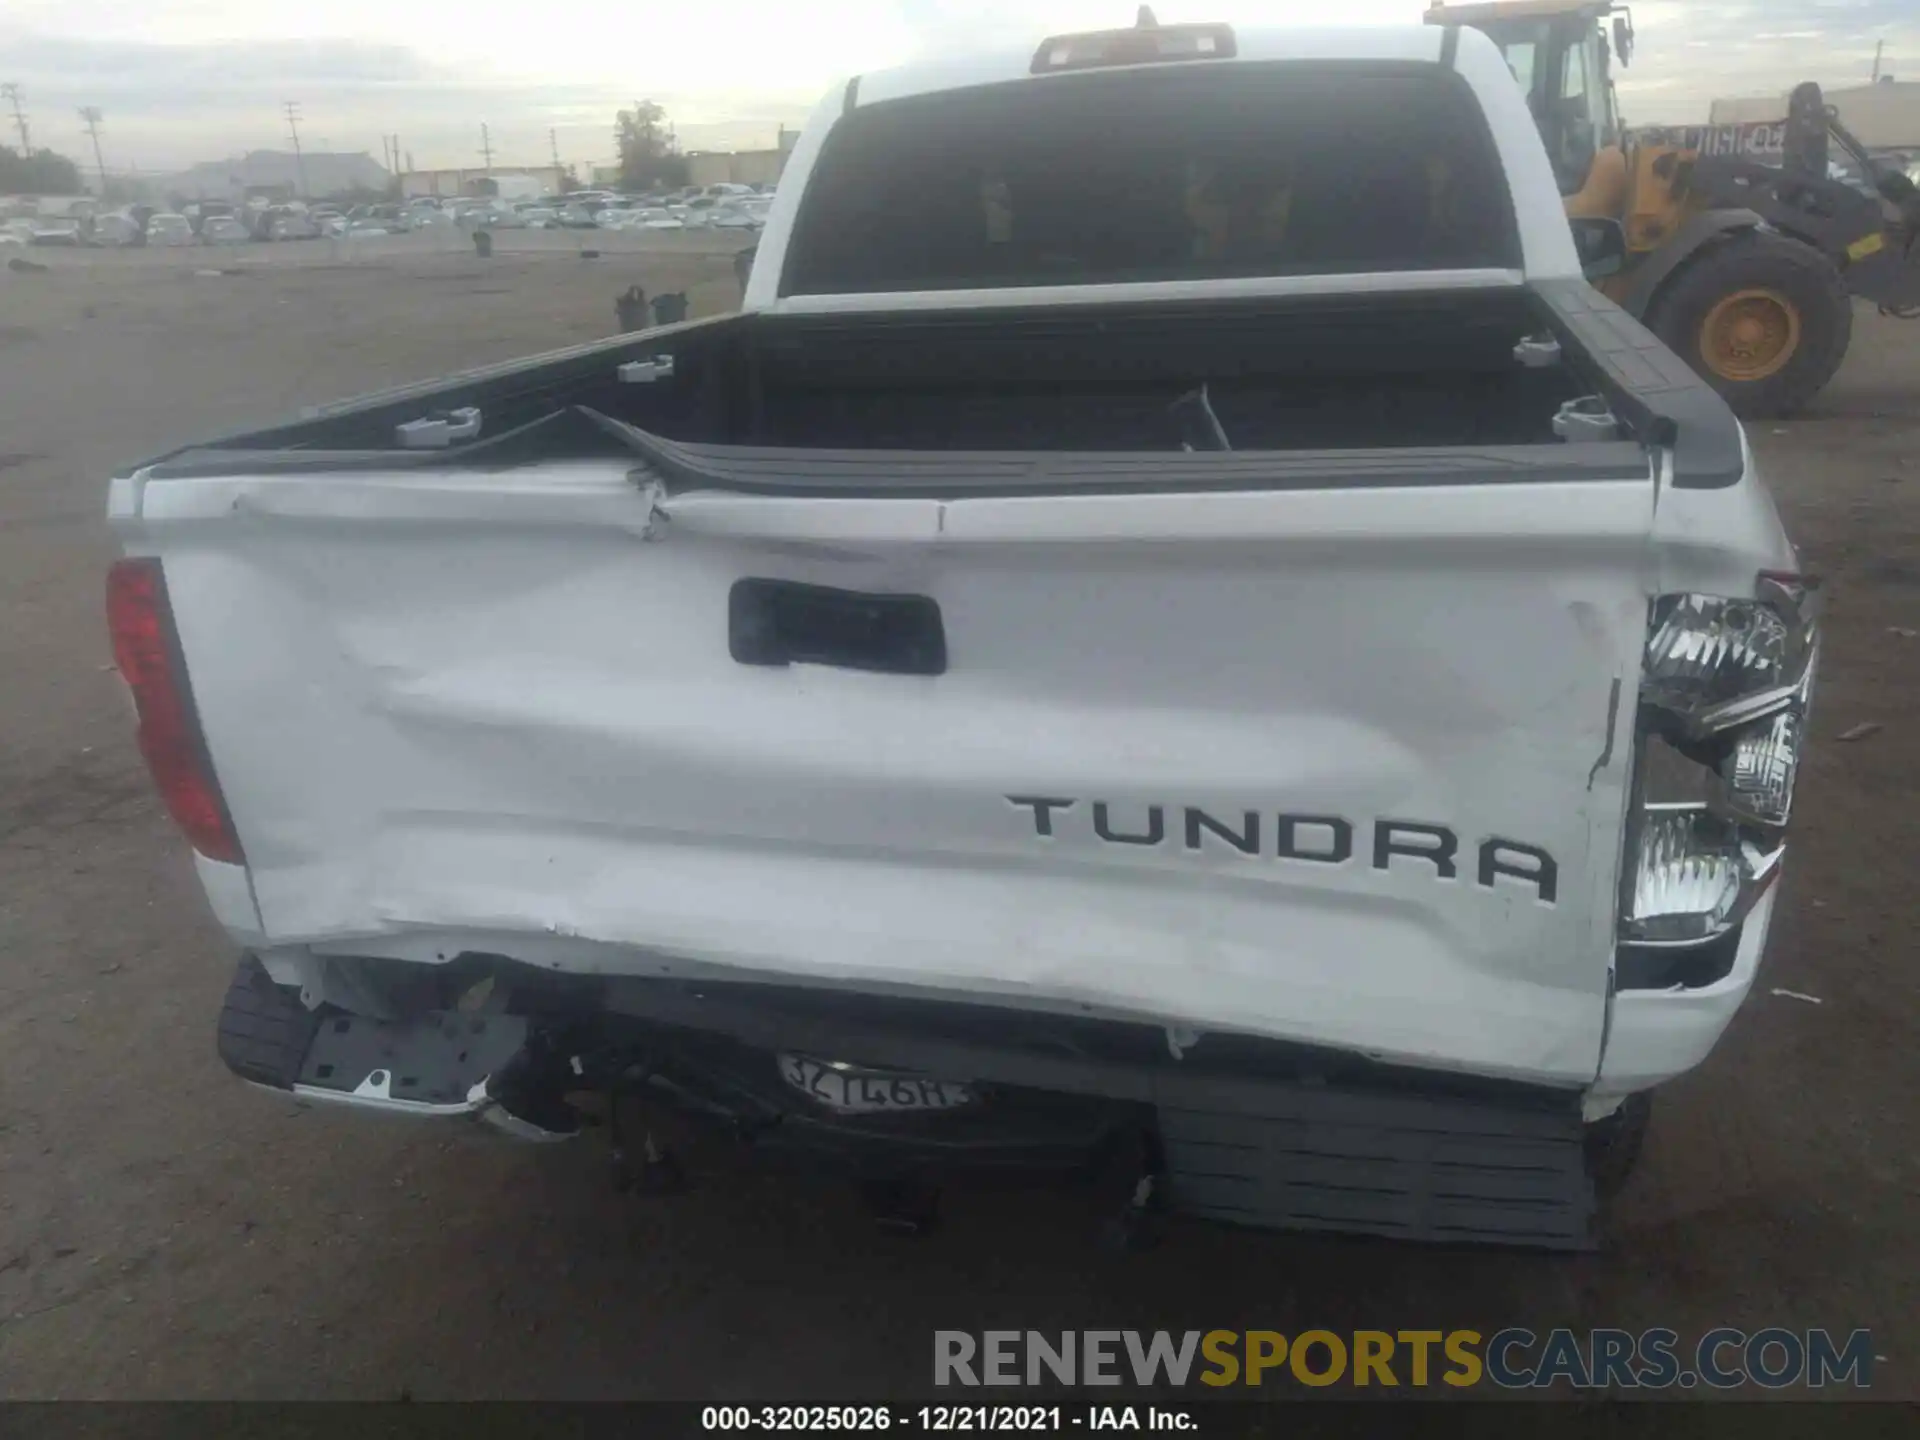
[0,181,775,253]
[2,200,323,249]
[342,183,776,236]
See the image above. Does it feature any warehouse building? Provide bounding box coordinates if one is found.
[1710,79,1920,153]
[398,165,565,199]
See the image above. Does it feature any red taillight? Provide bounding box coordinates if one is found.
[106,558,243,864]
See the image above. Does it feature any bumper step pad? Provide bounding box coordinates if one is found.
[1158,1083,1594,1250]
[215,954,535,1123]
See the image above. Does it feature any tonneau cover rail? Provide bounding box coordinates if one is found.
[1531,279,1747,489]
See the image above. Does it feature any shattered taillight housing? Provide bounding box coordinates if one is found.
[1622,573,1817,948]
[1642,575,1818,734]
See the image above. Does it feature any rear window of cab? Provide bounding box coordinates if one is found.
[781,61,1524,295]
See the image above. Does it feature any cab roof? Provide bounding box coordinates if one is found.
[851,25,1453,111]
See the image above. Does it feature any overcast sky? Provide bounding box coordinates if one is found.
[1,1,1913,175]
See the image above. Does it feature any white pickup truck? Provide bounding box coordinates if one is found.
[107,17,1817,1250]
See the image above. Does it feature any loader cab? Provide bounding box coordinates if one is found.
[1427,2,1630,200]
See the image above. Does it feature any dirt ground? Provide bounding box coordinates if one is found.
[0,236,1915,1402]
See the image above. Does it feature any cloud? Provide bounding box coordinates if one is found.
[2,2,1916,170]
[0,27,823,173]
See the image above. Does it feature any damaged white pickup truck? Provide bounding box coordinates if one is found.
[107,17,1817,1250]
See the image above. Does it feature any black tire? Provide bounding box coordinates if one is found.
[1584,1092,1652,1201]
[1644,230,1852,418]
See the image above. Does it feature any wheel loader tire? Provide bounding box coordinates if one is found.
[1645,230,1852,419]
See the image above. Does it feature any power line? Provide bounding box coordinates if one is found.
[2,82,29,153]
[77,106,106,191]
[283,100,308,197]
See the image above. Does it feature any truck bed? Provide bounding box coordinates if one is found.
[138,275,1748,517]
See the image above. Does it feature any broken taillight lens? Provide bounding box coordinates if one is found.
[1620,575,1816,947]
[106,557,243,864]
[1624,805,1783,945]
[1641,578,1818,736]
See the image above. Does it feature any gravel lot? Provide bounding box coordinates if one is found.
[0,235,1915,1401]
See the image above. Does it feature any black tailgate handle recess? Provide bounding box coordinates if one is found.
[729,579,947,675]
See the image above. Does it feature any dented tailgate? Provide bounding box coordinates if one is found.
[124,454,1654,1086]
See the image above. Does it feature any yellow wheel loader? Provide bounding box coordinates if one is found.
[1428,0,1920,416]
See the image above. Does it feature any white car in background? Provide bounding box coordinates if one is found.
[146,213,196,247]
[28,216,84,246]
[201,216,251,245]
[265,207,321,241]
[87,214,142,247]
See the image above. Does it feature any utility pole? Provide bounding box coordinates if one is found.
[77,106,107,192]
[549,126,562,178]
[2,83,29,153]
[1871,40,1885,82]
[283,100,308,197]
[480,123,494,173]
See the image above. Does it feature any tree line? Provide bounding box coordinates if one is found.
[0,144,83,195]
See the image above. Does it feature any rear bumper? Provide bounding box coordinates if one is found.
[217,951,1600,1250]
[217,955,571,1141]
[1594,886,1778,1103]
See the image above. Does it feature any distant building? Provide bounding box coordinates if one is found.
[685,149,787,189]
[399,166,564,200]
[159,150,390,202]
[678,127,799,190]
[1710,80,1920,152]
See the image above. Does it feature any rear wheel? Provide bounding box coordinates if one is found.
[1585,1093,1652,1201]
[1646,231,1852,418]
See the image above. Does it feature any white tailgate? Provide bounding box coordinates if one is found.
[129,457,1654,1085]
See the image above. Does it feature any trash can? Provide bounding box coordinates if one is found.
[614,285,649,333]
[472,229,493,258]
[651,291,688,326]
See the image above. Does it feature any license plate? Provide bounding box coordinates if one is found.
[778,1054,974,1114]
